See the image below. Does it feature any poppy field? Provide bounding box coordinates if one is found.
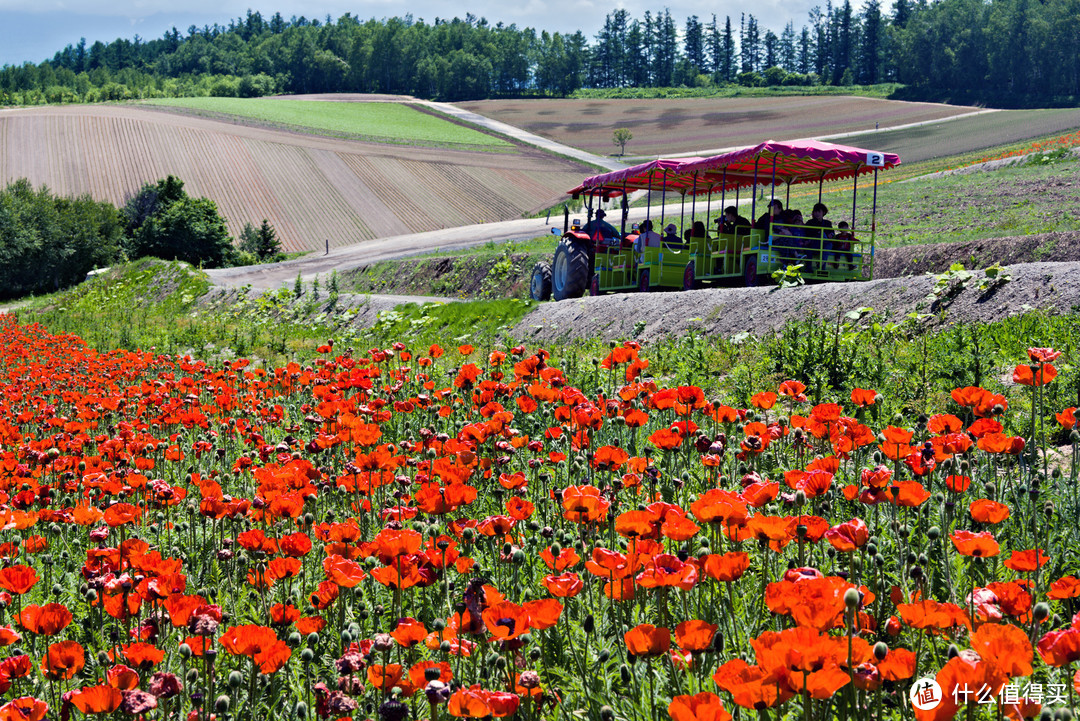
[2,311,1080,721]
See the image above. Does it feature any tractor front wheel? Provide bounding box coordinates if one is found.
[530,261,552,301]
[552,237,590,301]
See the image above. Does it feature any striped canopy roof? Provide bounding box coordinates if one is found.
[572,140,900,196]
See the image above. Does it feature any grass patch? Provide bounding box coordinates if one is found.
[141,98,511,148]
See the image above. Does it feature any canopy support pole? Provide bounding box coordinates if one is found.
[750,158,760,224]
[646,171,653,225]
[621,180,628,236]
[691,173,698,231]
[770,155,778,205]
[872,169,879,233]
[786,181,791,207]
[660,174,667,228]
[851,164,860,230]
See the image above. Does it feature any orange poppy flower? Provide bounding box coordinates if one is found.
[850,388,877,407]
[668,692,732,721]
[971,623,1033,677]
[1004,549,1049,573]
[624,624,670,657]
[691,489,749,525]
[636,554,699,591]
[542,572,584,598]
[702,552,750,582]
[106,664,140,690]
[482,601,531,641]
[448,686,491,718]
[615,509,660,539]
[649,427,684,450]
[824,518,869,552]
[41,640,85,680]
[674,620,718,653]
[778,379,807,399]
[945,474,972,493]
[1047,576,1080,600]
[561,485,609,523]
[1037,628,1080,666]
[751,392,776,410]
[71,685,123,715]
[876,647,917,681]
[0,697,48,721]
[539,546,580,572]
[103,503,141,527]
[522,598,563,630]
[951,530,1000,558]
[713,658,795,710]
[390,618,428,648]
[1013,363,1057,386]
[1058,407,1078,429]
[970,499,1010,524]
[0,565,38,595]
[18,603,72,636]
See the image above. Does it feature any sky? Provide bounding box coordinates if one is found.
[0,0,821,67]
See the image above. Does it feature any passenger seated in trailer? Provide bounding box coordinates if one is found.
[772,209,809,264]
[829,221,856,270]
[691,220,708,239]
[719,206,751,234]
[754,199,784,233]
[583,209,620,246]
[664,223,688,249]
[804,203,834,267]
[633,219,662,253]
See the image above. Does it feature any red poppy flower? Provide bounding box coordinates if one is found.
[106,664,140,690]
[41,640,85,680]
[850,388,877,407]
[1004,549,1049,573]
[1037,628,1080,666]
[1013,363,1057,386]
[0,565,38,595]
[970,499,1010,524]
[1058,407,1078,429]
[674,620,718,653]
[824,518,869,552]
[1047,576,1080,600]
[18,603,72,636]
[448,686,491,718]
[702,552,750,582]
[71,685,123,715]
[972,623,1033,677]
[482,601,531,641]
[542,573,584,598]
[0,696,48,721]
[951,530,1000,558]
[540,546,580,572]
[668,692,732,721]
[624,624,670,657]
[103,503,141,527]
[778,380,806,399]
[713,658,795,710]
[945,474,972,493]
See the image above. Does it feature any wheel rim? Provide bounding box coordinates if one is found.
[553,253,568,292]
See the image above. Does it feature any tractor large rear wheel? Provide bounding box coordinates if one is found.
[552,237,590,301]
[530,262,552,301]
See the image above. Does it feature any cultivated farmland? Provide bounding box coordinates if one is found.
[457,96,979,156]
[0,104,590,253]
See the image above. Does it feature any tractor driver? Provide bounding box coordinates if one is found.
[583,209,620,246]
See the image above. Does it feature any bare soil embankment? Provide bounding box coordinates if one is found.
[512,260,1080,344]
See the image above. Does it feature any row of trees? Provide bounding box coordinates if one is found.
[0,177,281,298]
[0,2,1077,105]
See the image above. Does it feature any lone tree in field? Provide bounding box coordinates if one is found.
[613,127,633,156]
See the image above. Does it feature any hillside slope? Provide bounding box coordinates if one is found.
[0,103,591,252]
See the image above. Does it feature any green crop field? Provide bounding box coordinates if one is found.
[142,97,511,147]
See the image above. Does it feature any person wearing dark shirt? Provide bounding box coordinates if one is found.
[583,209,620,244]
[754,199,784,233]
[804,202,834,269]
[719,206,751,234]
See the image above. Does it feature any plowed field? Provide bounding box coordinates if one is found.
[457,96,981,156]
[0,105,590,252]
